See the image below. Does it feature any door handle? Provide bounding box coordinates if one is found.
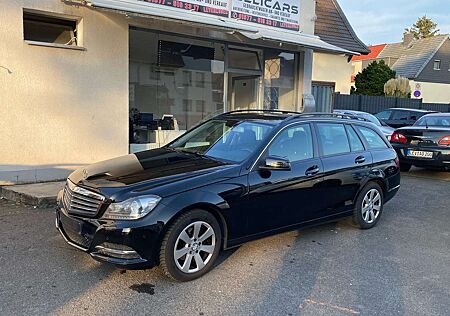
[355,156,366,164]
[305,165,320,176]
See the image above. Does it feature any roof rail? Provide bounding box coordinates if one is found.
[221,109,302,116]
[287,112,370,122]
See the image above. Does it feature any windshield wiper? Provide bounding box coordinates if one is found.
[177,148,230,164]
[176,148,204,156]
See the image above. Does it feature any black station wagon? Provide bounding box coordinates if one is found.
[56,111,401,281]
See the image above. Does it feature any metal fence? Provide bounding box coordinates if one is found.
[333,94,450,114]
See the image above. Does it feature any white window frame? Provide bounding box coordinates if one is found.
[433,60,441,71]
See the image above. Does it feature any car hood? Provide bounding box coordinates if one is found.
[68,148,239,198]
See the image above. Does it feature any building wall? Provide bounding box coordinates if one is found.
[313,53,352,94]
[410,81,450,103]
[0,0,322,183]
[417,39,450,84]
[0,1,129,183]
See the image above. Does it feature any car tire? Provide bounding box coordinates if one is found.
[159,209,222,282]
[400,163,412,172]
[353,182,384,230]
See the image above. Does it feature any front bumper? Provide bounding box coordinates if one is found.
[55,207,164,268]
[392,145,450,168]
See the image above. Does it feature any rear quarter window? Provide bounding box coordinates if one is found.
[356,126,388,149]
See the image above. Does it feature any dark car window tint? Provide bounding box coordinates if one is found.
[346,125,365,152]
[356,126,388,149]
[410,112,427,121]
[317,123,351,156]
[268,125,313,162]
[392,111,409,121]
[376,110,392,120]
[169,119,274,163]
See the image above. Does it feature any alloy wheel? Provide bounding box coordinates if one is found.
[173,221,216,273]
[361,189,382,224]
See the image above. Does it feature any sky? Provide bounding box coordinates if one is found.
[338,0,450,45]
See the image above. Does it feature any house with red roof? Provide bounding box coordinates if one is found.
[352,33,450,103]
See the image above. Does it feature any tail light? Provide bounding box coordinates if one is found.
[438,136,450,146]
[391,131,407,144]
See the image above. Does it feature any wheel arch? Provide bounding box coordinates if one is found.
[355,173,388,203]
[159,202,229,255]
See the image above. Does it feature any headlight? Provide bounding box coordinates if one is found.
[102,195,161,220]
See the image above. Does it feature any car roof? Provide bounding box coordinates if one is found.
[216,110,373,126]
[334,110,374,116]
[386,108,437,113]
[421,112,450,117]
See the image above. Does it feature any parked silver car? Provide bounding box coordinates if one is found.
[334,110,395,140]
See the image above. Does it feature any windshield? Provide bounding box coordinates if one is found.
[415,116,450,127]
[168,119,274,163]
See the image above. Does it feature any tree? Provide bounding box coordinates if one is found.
[352,60,396,96]
[405,16,440,39]
[384,77,411,98]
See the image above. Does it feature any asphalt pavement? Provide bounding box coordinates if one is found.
[0,171,449,316]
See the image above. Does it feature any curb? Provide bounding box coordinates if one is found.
[0,186,57,208]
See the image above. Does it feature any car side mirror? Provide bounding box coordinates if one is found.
[260,156,291,171]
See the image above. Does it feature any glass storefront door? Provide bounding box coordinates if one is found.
[226,47,263,111]
[229,74,261,110]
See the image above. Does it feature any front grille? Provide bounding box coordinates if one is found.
[63,180,105,218]
[59,212,94,249]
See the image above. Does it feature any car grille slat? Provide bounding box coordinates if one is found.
[62,181,105,218]
[64,189,100,207]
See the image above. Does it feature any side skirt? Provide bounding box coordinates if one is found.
[224,210,353,250]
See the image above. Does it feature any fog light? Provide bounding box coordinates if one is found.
[95,243,141,260]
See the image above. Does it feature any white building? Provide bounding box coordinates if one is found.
[0,0,366,183]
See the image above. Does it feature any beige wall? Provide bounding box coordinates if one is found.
[0,0,320,183]
[410,81,450,103]
[312,53,352,94]
[0,1,129,182]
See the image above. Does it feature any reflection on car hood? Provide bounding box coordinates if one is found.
[68,148,234,191]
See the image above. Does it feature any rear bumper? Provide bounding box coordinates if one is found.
[55,207,164,268]
[392,145,450,168]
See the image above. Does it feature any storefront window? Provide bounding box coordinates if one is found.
[264,50,296,111]
[129,28,298,152]
[129,29,224,150]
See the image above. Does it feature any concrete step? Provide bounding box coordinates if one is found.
[0,182,65,208]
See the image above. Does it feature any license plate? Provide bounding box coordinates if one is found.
[407,149,433,159]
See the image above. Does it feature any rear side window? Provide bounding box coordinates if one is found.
[345,125,365,152]
[356,126,388,149]
[317,123,351,156]
[409,112,425,121]
[391,111,409,121]
[375,110,392,120]
[268,125,313,162]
